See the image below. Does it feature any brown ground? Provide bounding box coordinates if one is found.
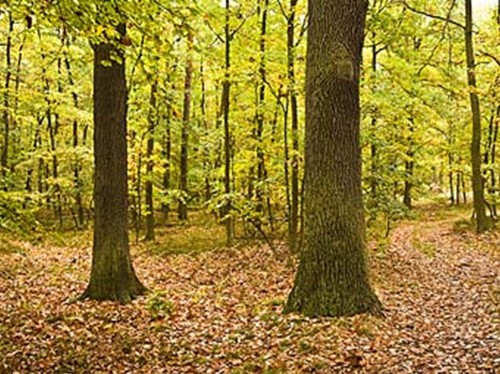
[0,209,498,373]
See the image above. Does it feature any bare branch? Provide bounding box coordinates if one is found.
[479,50,500,67]
[400,1,465,30]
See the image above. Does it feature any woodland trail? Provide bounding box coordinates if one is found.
[369,213,499,373]
[0,209,499,373]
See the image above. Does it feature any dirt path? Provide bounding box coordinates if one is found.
[366,218,499,373]
[0,212,498,373]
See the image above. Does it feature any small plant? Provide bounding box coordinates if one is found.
[146,291,174,320]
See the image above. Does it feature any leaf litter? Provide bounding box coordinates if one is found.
[0,215,498,373]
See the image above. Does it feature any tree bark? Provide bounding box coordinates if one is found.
[223,0,234,246]
[255,0,269,223]
[284,0,382,317]
[82,24,146,303]
[465,0,488,233]
[161,69,172,221]
[403,118,415,210]
[178,31,194,221]
[287,0,300,253]
[1,13,13,179]
[145,81,157,241]
[63,32,85,229]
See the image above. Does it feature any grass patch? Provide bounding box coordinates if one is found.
[412,237,437,257]
[0,236,25,255]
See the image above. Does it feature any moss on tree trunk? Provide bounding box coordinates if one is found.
[284,0,382,318]
[81,23,146,303]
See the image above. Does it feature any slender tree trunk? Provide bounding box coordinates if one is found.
[287,0,300,253]
[285,0,382,317]
[491,104,499,216]
[161,67,173,221]
[465,0,488,232]
[370,33,379,205]
[448,144,455,205]
[178,32,194,221]
[161,105,172,221]
[53,54,64,227]
[223,0,234,246]
[255,0,269,223]
[145,81,157,241]
[12,33,25,169]
[63,33,85,229]
[1,14,13,179]
[403,118,415,210]
[82,23,146,303]
[200,61,211,202]
[461,171,467,204]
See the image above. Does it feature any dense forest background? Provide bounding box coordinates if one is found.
[0,0,497,241]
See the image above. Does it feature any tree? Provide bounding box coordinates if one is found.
[465,0,488,233]
[284,0,382,317]
[144,80,158,241]
[286,0,300,253]
[81,23,146,303]
[178,31,194,221]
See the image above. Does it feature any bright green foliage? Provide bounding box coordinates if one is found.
[0,0,498,239]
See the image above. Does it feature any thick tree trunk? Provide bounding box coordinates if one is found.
[285,0,382,317]
[82,24,146,303]
[145,81,157,241]
[178,32,193,221]
[465,0,488,232]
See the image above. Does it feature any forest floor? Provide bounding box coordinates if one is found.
[0,205,499,373]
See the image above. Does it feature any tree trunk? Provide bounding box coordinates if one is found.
[161,69,172,221]
[370,33,380,207]
[223,0,234,246]
[403,118,415,210]
[178,32,194,221]
[200,61,211,202]
[255,0,269,223]
[81,23,146,303]
[1,13,13,179]
[145,81,157,241]
[284,0,382,317]
[287,0,300,253]
[465,0,488,232]
[63,32,85,229]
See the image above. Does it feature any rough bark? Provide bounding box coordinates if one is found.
[81,24,146,303]
[284,0,382,317]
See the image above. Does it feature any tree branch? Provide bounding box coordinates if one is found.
[401,1,465,30]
